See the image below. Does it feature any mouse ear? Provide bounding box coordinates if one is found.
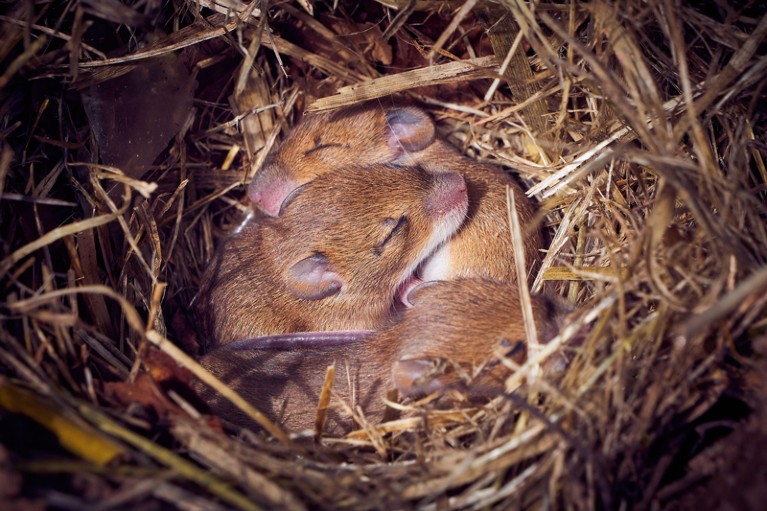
[285,254,343,300]
[403,280,441,307]
[385,108,436,152]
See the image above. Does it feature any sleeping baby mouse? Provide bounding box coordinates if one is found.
[195,163,468,350]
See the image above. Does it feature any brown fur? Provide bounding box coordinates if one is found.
[249,103,544,281]
[197,279,566,434]
[196,164,468,349]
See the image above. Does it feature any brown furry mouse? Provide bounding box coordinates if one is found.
[195,163,468,350]
[197,279,568,434]
[248,103,544,282]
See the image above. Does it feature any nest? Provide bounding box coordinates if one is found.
[1,1,766,509]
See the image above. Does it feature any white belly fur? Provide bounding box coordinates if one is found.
[420,243,453,281]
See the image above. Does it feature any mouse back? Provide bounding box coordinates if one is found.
[196,279,571,434]
[391,279,565,394]
[197,335,394,434]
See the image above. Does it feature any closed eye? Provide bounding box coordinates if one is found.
[304,143,343,156]
[374,216,407,256]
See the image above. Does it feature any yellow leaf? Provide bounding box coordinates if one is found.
[0,381,125,466]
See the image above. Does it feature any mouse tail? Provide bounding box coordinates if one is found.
[226,330,375,350]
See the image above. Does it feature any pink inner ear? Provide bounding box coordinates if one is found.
[285,254,343,301]
[386,108,436,152]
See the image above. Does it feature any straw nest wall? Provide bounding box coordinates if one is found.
[1,1,766,509]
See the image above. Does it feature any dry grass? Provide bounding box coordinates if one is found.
[1,0,766,509]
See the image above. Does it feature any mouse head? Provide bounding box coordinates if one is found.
[390,279,566,395]
[272,164,468,322]
[249,105,436,216]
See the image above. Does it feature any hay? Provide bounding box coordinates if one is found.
[1,0,766,509]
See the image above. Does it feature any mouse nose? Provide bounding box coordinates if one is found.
[424,171,468,218]
[248,171,298,217]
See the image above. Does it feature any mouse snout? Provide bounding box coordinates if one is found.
[424,171,468,218]
[248,170,299,217]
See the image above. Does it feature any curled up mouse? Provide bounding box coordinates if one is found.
[194,162,468,350]
[197,278,572,434]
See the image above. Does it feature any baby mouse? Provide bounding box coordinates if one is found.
[195,163,468,350]
[248,105,436,216]
[248,103,544,282]
[197,279,568,434]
